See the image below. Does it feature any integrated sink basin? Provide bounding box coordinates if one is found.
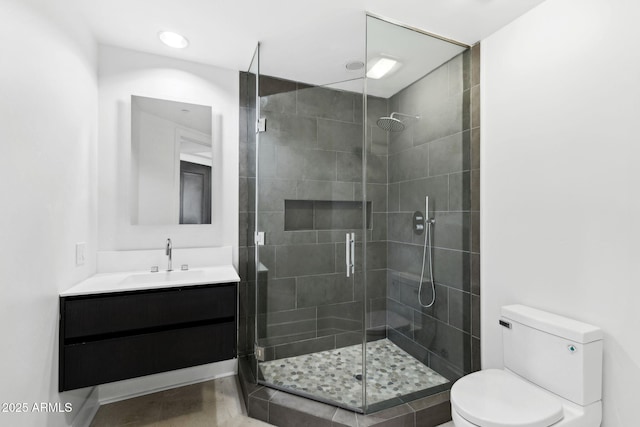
[119,269,207,286]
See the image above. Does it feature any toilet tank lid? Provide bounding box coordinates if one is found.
[501,305,603,344]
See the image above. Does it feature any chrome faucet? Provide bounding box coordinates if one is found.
[166,238,172,271]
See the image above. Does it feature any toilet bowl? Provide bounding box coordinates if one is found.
[451,369,602,427]
[450,305,603,427]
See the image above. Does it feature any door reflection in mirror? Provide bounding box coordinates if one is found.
[131,95,212,225]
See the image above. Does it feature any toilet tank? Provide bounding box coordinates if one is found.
[501,305,603,406]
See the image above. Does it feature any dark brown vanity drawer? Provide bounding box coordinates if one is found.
[62,321,235,390]
[63,283,236,339]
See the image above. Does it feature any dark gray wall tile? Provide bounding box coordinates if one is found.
[258,179,296,212]
[433,248,470,292]
[388,183,400,212]
[367,96,389,125]
[360,269,388,300]
[367,153,388,184]
[471,128,480,170]
[387,242,424,277]
[432,212,470,251]
[304,150,338,181]
[259,75,298,97]
[318,119,363,152]
[297,273,353,307]
[369,297,387,328]
[471,85,480,129]
[297,86,355,121]
[318,300,363,321]
[284,200,313,231]
[388,213,415,244]
[387,298,414,337]
[257,278,297,313]
[471,43,480,87]
[414,401,451,427]
[471,169,480,212]
[274,335,336,359]
[260,91,296,114]
[371,126,388,156]
[448,289,471,333]
[337,152,362,182]
[414,314,470,372]
[248,395,269,422]
[472,337,481,373]
[471,211,480,253]
[261,111,317,148]
[470,254,480,296]
[371,212,388,242]
[428,131,469,177]
[269,390,336,427]
[471,294,480,339]
[448,172,470,212]
[388,124,414,154]
[389,144,429,183]
[399,175,449,213]
[276,244,335,278]
[360,183,387,213]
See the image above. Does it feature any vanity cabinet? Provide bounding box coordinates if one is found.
[59,282,236,391]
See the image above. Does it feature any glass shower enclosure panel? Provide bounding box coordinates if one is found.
[365,15,472,412]
[254,72,368,411]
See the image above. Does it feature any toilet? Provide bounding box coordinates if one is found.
[451,305,603,427]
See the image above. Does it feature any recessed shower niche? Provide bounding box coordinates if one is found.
[284,200,372,231]
[238,13,481,419]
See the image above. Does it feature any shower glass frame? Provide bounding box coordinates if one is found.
[250,14,472,415]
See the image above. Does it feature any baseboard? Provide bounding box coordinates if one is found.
[98,359,237,405]
[71,387,100,427]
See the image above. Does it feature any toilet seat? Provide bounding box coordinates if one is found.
[451,369,564,427]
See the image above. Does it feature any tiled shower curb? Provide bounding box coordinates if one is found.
[238,357,452,427]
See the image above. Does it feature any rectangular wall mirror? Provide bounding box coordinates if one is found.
[131,95,213,225]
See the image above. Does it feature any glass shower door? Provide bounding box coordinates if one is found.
[253,74,369,411]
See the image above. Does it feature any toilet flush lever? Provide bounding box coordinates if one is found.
[499,320,512,329]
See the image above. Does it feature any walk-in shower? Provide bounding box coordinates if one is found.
[238,14,478,416]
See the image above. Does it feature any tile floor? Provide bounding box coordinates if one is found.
[89,375,455,427]
[259,338,448,408]
[90,376,273,427]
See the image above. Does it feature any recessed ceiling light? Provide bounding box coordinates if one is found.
[158,31,189,49]
[345,61,364,71]
[367,58,398,79]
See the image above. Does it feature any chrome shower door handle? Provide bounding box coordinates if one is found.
[345,232,355,277]
[345,233,351,277]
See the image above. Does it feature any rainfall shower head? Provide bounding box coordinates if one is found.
[376,112,420,132]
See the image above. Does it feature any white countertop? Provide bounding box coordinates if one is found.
[61,265,240,297]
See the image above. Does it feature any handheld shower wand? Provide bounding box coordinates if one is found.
[418,197,436,308]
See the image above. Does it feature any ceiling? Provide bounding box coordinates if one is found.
[49,0,547,95]
[132,95,212,136]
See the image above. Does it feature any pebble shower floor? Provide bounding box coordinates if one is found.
[259,338,448,408]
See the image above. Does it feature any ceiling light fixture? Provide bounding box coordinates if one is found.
[366,57,398,79]
[158,31,189,49]
[345,61,364,71]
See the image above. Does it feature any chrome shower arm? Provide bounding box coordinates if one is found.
[390,112,420,119]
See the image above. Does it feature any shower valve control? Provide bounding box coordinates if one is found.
[413,211,425,235]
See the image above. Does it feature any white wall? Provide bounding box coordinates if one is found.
[98,46,239,265]
[0,1,99,426]
[133,111,179,225]
[482,0,640,425]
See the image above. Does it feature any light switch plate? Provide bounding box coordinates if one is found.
[75,242,85,266]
